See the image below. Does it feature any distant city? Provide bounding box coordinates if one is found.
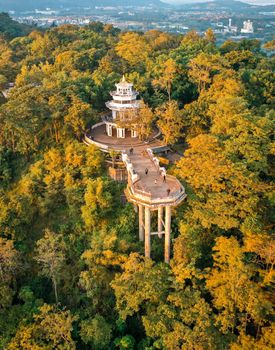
[2,0,275,43]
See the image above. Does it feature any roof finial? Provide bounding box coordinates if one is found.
[122,74,126,82]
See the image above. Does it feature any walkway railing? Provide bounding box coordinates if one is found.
[126,181,186,206]
[122,149,185,205]
[122,152,140,185]
[147,148,166,177]
[84,134,109,151]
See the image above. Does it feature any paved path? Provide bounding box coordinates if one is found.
[128,148,182,201]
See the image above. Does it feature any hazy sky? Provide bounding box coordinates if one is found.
[164,0,275,4]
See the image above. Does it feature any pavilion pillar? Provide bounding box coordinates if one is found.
[138,204,144,242]
[164,206,171,263]
[117,128,125,138]
[116,128,120,138]
[144,207,151,258]
[131,129,137,138]
[158,206,163,239]
[107,124,112,137]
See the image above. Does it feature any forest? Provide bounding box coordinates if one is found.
[0,13,274,349]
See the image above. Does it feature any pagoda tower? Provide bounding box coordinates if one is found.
[105,76,140,139]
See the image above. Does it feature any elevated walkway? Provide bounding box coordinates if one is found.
[84,122,186,263]
[122,148,186,263]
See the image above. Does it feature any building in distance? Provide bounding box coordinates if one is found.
[224,18,238,34]
[241,20,254,34]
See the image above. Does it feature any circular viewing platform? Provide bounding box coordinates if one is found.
[110,91,138,98]
[123,150,186,209]
[106,100,140,110]
[84,123,161,152]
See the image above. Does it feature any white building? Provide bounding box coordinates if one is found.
[105,76,140,139]
[224,18,237,34]
[241,20,254,34]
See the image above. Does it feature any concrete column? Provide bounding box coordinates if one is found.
[164,206,171,264]
[107,124,112,137]
[131,129,137,138]
[117,128,125,138]
[138,204,144,242]
[144,206,151,258]
[158,206,163,239]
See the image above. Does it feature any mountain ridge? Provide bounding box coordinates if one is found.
[0,0,274,13]
[0,0,167,11]
[175,0,275,12]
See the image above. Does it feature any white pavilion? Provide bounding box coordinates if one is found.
[105,76,140,139]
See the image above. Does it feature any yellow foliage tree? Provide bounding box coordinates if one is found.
[115,32,150,67]
[176,134,266,229]
[206,236,272,333]
[7,304,77,350]
[157,100,183,145]
[64,96,90,139]
[188,53,228,92]
[81,178,112,230]
[153,57,178,101]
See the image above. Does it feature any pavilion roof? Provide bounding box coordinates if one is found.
[116,75,133,87]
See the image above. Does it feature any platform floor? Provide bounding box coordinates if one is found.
[128,150,182,201]
[87,124,161,150]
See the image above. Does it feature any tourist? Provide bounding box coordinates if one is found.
[163,174,166,182]
[154,179,157,185]
[167,188,171,196]
[145,168,148,175]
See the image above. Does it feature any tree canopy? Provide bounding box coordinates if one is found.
[0,14,274,350]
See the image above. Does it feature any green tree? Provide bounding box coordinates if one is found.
[34,229,66,303]
[112,253,222,350]
[80,315,112,349]
[0,238,19,308]
[7,304,76,350]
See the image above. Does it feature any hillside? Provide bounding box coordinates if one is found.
[178,0,275,11]
[0,12,34,39]
[0,0,166,11]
